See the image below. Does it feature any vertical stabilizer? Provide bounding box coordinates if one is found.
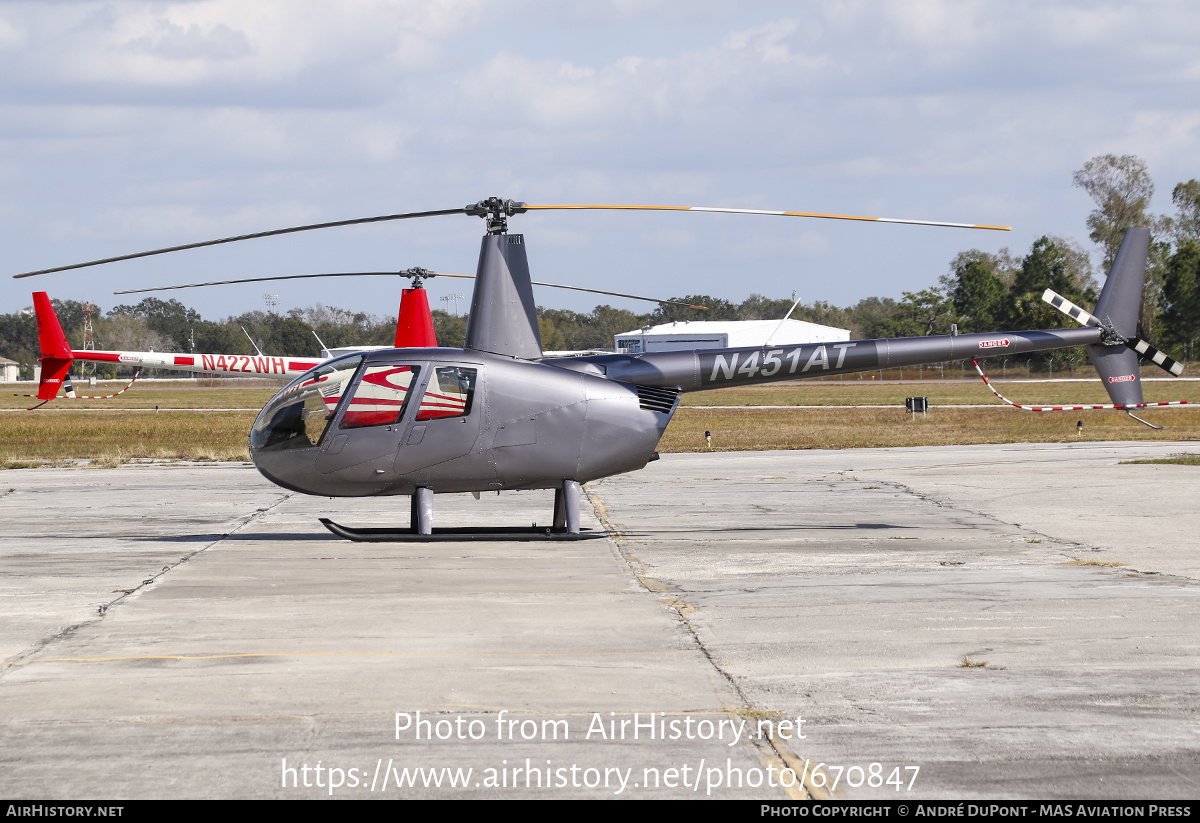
[463,234,543,359]
[34,292,72,360]
[1093,227,1149,340]
[1087,228,1150,407]
[32,292,75,400]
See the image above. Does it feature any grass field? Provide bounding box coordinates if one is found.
[663,406,1200,452]
[680,374,1200,407]
[0,382,277,411]
[2,376,1198,465]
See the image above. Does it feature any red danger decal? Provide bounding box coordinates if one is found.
[174,356,195,366]
[118,354,141,362]
[978,339,1010,349]
[1109,374,1136,383]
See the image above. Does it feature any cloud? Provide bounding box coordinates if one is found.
[122,21,253,61]
[0,0,491,106]
[0,14,26,48]
[2,1,1199,319]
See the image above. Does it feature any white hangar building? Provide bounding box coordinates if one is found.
[613,319,850,354]
[0,356,19,382]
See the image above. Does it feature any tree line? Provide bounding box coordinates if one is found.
[2,155,1197,379]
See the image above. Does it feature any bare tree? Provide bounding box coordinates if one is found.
[1072,154,1157,270]
[94,314,171,353]
[1072,155,1172,338]
[1049,235,1098,295]
[1171,180,1200,246]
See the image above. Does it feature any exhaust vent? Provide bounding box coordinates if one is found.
[637,385,680,414]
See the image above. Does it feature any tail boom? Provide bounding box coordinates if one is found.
[550,326,1102,391]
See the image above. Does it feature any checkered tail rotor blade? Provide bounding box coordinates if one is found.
[1042,289,1183,377]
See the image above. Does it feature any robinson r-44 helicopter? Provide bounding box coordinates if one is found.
[15,198,1186,540]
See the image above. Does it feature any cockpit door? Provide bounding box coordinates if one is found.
[315,363,421,476]
[393,365,482,474]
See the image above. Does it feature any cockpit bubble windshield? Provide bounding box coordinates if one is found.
[250,355,363,452]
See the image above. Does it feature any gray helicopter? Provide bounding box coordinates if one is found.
[16,198,1182,540]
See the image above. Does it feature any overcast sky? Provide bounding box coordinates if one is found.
[2,0,1198,324]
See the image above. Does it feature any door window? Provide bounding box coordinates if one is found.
[341,365,420,429]
[416,366,477,420]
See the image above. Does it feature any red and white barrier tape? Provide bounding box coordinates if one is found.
[971,360,1189,411]
[15,369,143,410]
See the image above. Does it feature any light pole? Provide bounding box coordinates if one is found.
[440,293,466,316]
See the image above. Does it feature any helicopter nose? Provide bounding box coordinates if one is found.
[249,442,322,495]
[248,353,368,494]
[248,383,326,494]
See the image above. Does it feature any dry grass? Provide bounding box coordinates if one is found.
[0,383,276,411]
[661,406,1200,453]
[1,382,269,464]
[681,374,1200,408]
[1120,454,1200,465]
[0,410,256,462]
[959,657,1005,669]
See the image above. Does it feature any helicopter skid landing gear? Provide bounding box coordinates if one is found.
[553,479,580,534]
[317,480,601,542]
[411,486,433,535]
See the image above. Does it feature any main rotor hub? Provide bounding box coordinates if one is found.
[465,197,528,235]
[402,266,433,289]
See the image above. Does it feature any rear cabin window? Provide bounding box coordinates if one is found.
[416,366,477,420]
[341,365,420,429]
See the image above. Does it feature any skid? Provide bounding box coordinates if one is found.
[319,518,605,542]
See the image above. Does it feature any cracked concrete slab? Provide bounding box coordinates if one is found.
[585,441,1200,799]
[1,464,785,799]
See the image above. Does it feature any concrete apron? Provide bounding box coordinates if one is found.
[1,441,1197,799]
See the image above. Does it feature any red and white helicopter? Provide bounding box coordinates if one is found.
[23,284,437,409]
[23,268,703,409]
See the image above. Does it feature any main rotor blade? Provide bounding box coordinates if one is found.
[113,270,706,309]
[523,204,1011,231]
[528,280,707,309]
[15,207,467,279]
[113,271,473,295]
[16,197,1008,280]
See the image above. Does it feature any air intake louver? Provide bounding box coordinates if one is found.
[637,385,680,414]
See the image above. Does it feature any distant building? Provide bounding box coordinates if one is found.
[614,319,850,354]
[0,356,19,382]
